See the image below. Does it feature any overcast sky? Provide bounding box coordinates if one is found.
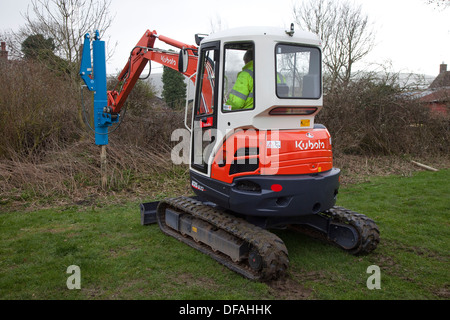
[1,0,449,77]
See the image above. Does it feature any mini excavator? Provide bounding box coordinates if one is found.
[80,25,380,280]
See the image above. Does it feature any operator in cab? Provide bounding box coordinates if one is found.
[225,50,254,110]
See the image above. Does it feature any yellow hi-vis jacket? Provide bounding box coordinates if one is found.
[226,61,254,110]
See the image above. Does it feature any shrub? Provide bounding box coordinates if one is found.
[317,77,449,156]
[0,60,79,159]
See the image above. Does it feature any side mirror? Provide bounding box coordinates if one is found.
[195,34,204,46]
[178,49,189,73]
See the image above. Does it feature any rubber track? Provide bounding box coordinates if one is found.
[325,206,380,255]
[292,206,380,255]
[156,196,289,281]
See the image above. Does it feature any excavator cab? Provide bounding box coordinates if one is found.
[185,27,340,225]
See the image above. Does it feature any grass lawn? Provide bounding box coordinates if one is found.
[0,169,448,300]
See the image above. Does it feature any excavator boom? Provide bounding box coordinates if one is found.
[108,30,198,114]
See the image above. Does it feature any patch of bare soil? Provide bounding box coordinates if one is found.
[434,286,450,299]
[267,272,314,300]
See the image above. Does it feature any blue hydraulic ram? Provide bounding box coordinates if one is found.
[79,31,118,145]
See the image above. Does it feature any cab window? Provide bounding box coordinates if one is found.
[222,42,255,112]
[195,47,217,116]
[276,44,321,99]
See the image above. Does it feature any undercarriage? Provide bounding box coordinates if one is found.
[141,196,380,281]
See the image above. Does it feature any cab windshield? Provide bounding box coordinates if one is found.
[275,44,321,99]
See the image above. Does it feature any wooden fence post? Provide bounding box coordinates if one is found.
[101,145,107,189]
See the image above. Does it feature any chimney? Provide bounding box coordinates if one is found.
[0,42,8,60]
[440,62,447,74]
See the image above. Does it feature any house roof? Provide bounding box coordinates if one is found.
[402,64,450,106]
[419,87,450,103]
[402,87,450,104]
[430,68,450,89]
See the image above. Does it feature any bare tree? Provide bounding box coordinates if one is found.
[14,0,115,79]
[425,0,450,10]
[293,0,375,90]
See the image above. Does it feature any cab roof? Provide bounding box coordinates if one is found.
[203,26,321,47]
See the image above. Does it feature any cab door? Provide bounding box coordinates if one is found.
[191,41,220,174]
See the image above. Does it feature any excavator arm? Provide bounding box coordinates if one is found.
[108,30,198,114]
[79,29,198,145]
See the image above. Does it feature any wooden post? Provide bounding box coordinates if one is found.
[410,160,438,172]
[100,145,107,189]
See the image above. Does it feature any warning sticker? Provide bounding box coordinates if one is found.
[300,119,311,127]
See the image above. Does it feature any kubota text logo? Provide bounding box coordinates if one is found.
[295,140,326,150]
[161,55,176,65]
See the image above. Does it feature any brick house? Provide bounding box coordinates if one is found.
[418,63,450,116]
